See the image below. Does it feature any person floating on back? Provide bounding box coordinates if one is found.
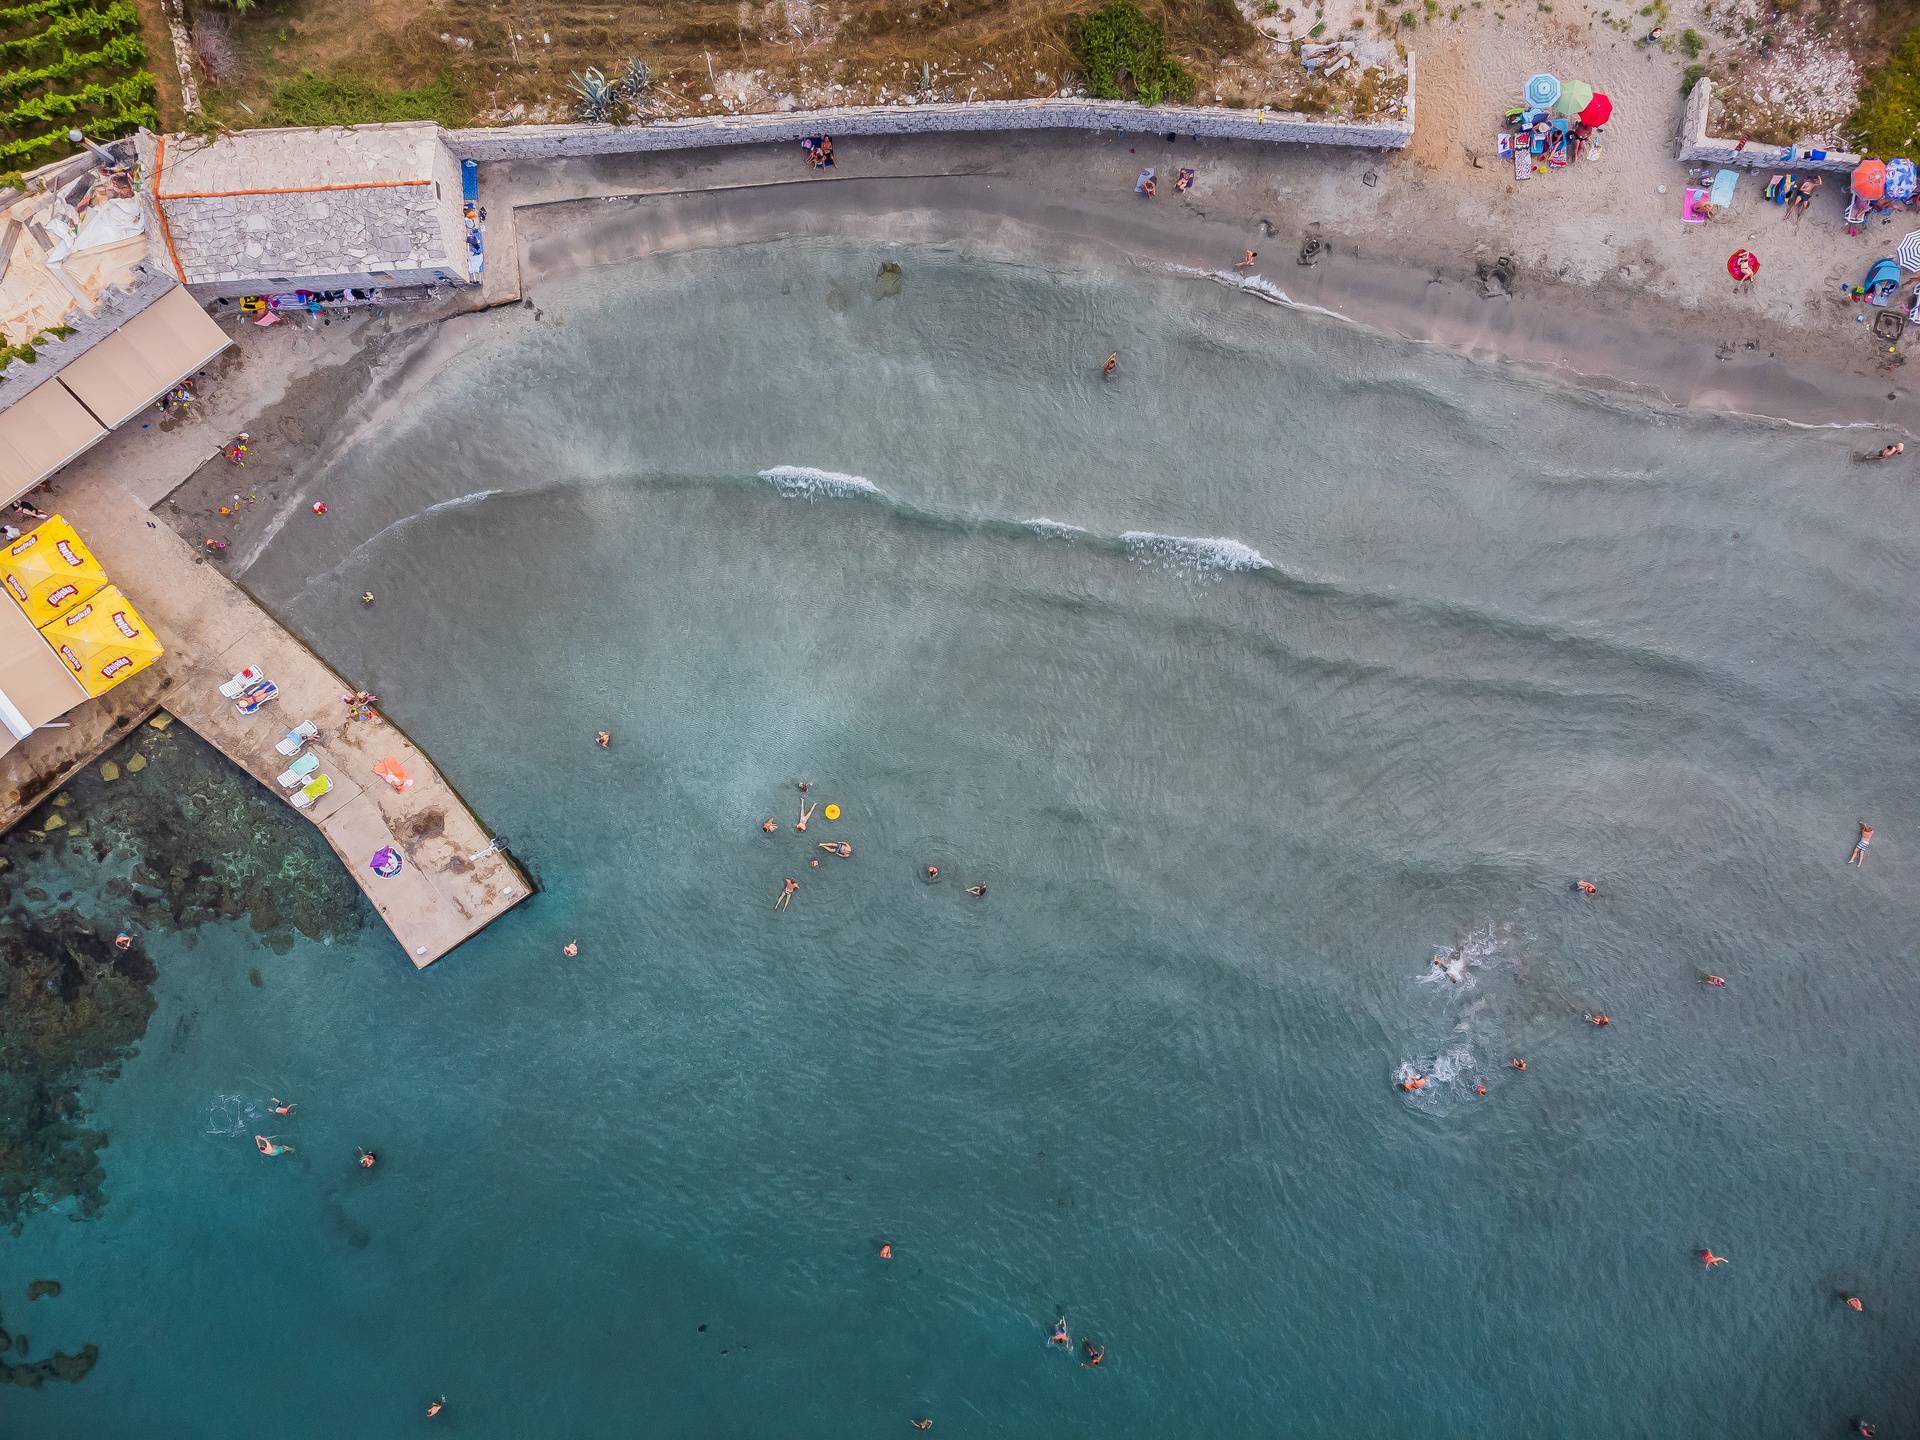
[1850,823,1873,865]
[1700,1249,1728,1268]
[775,877,799,911]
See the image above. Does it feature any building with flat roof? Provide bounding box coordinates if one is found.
[136,122,471,299]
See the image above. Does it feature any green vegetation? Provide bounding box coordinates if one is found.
[0,322,72,366]
[1071,1,1196,106]
[1851,25,1920,158]
[0,0,153,177]
[265,68,470,128]
[1678,26,1703,56]
[1680,61,1706,94]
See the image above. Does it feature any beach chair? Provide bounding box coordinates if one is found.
[218,666,265,699]
[290,774,333,810]
[274,721,318,757]
[276,752,320,789]
[234,680,279,715]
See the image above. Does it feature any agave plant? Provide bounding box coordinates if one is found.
[570,67,616,123]
[917,60,932,95]
[615,58,651,101]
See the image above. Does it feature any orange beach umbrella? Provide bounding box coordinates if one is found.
[1852,159,1888,200]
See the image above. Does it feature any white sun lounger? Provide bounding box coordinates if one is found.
[218,666,265,699]
[276,752,320,788]
[290,774,333,810]
[274,721,318,757]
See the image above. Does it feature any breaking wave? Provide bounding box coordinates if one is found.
[758,465,886,500]
[1122,531,1272,574]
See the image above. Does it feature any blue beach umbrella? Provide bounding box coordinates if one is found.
[1525,73,1561,108]
[1885,158,1917,202]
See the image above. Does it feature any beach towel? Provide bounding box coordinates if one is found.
[1709,169,1738,209]
[1548,132,1570,167]
[1514,145,1531,181]
[1496,133,1513,158]
[1682,188,1707,223]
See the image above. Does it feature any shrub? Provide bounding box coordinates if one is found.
[266,69,469,127]
[1852,25,1920,158]
[1680,61,1706,94]
[1071,1,1196,106]
[191,11,239,84]
[1679,26,1703,55]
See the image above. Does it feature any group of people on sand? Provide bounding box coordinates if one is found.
[1132,165,1197,199]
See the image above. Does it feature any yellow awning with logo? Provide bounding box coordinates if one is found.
[40,584,164,696]
[1,513,108,626]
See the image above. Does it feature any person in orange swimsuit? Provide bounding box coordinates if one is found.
[1701,1250,1728,1268]
[1400,1074,1428,1093]
[762,818,778,833]
[1585,1013,1611,1027]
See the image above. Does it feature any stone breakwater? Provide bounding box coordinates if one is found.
[1677,77,1860,173]
[444,84,1416,163]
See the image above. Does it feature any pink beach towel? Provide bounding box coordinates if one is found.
[1682,188,1707,224]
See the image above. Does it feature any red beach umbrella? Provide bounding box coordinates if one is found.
[1578,92,1612,127]
[1851,158,1888,200]
[1726,249,1760,281]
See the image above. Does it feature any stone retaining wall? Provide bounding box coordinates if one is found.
[443,77,1414,163]
[1676,78,1860,174]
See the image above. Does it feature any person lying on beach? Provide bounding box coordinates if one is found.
[1236,250,1259,269]
[1788,175,1821,218]
[1850,822,1873,864]
[819,841,853,858]
[1175,167,1196,192]
[776,877,799,911]
[1134,169,1156,197]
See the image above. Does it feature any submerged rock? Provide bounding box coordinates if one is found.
[26,1281,58,1301]
[146,712,171,730]
[97,762,119,783]
[873,260,904,299]
[124,755,146,775]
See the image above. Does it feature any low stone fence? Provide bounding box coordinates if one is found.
[1676,78,1860,174]
[443,78,1415,164]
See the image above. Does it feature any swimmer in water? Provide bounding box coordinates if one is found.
[1400,1074,1428,1093]
[596,731,611,748]
[796,799,816,833]
[1082,1341,1105,1368]
[879,1243,893,1260]
[776,877,799,911]
[1509,1058,1527,1071]
[912,1421,933,1431]
[1474,1083,1487,1096]
[1431,956,1460,984]
[269,1098,296,1116]
[966,884,986,897]
[360,591,375,605]
[1585,1013,1612,1027]
[1701,975,1727,987]
[254,1135,292,1157]
[1576,880,1598,896]
[797,781,810,793]
[819,841,853,858]
[114,932,133,950]
[1846,1295,1864,1312]
[762,818,778,833]
[427,1396,446,1418]
[925,865,940,882]
[563,940,579,957]
[1850,822,1873,866]
[358,1149,377,1170]
[1701,1250,1728,1268]
[1049,1316,1071,1346]
[1103,353,1117,378]
[1856,1422,1876,1437]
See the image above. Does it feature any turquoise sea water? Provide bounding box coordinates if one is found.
[6,239,1920,1437]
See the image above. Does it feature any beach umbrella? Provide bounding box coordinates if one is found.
[1885,158,1917,201]
[1899,229,1920,272]
[1851,158,1887,200]
[1578,92,1612,127]
[1552,80,1594,117]
[1525,73,1561,108]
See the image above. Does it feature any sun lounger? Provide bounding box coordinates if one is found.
[276,752,320,788]
[234,680,279,715]
[290,774,333,810]
[275,721,318,757]
[218,666,265,699]
[1709,168,1738,210]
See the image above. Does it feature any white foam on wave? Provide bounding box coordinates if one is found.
[1024,517,1088,540]
[758,465,885,500]
[1122,530,1270,574]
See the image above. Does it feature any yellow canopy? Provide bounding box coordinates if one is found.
[2,515,109,626]
[40,584,164,696]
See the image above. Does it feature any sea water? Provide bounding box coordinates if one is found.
[6,239,1920,1437]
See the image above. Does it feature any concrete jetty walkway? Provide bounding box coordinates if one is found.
[1,464,530,967]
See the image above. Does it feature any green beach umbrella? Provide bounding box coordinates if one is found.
[1525,73,1560,108]
[1552,80,1594,117]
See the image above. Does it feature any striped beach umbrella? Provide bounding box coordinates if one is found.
[1885,158,1918,201]
[1525,73,1560,108]
[1899,229,1920,272]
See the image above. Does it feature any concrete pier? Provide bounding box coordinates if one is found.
[0,466,530,967]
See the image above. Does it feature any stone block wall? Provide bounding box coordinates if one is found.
[1676,78,1861,174]
[443,82,1415,164]
[0,263,177,404]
